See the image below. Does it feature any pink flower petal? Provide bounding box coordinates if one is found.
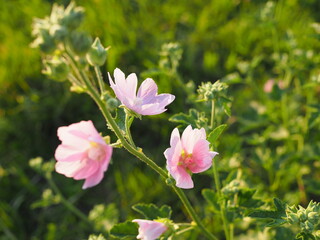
[189,139,213,173]
[181,126,206,153]
[137,78,158,103]
[82,169,104,189]
[172,166,194,189]
[132,219,167,240]
[54,120,113,189]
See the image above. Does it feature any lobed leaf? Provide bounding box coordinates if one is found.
[132,203,172,220]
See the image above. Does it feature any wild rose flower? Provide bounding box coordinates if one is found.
[132,219,167,240]
[108,68,175,115]
[54,120,112,189]
[164,125,218,189]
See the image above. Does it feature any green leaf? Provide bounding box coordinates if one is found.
[208,124,227,146]
[109,221,138,239]
[168,109,198,127]
[248,198,287,227]
[238,188,264,209]
[132,203,172,220]
[202,189,220,212]
[112,108,126,134]
[296,232,316,240]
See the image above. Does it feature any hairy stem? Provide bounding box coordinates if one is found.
[211,99,230,240]
[94,66,106,96]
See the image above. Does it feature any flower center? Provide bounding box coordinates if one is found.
[178,150,194,169]
[88,141,106,162]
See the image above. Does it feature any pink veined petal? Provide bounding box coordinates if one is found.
[132,220,167,240]
[100,145,113,171]
[181,126,206,153]
[181,125,194,152]
[109,69,136,108]
[170,128,180,147]
[172,166,194,189]
[126,73,138,100]
[55,160,83,178]
[82,169,104,189]
[72,158,99,180]
[114,69,137,102]
[57,126,89,150]
[189,139,213,173]
[66,121,100,138]
[137,78,158,103]
[138,103,166,115]
[55,144,86,162]
[166,139,182,169]
[153,93,175,108]
[137,94,175,115]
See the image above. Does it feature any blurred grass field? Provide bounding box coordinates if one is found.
[1,0,320,239]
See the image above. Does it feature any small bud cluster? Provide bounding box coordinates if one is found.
[31,2,85,53]
[221,180,240,196]
[31,2,109,82]
[197,80,228,101]
[159,42,183,71]
[286,201,320,234]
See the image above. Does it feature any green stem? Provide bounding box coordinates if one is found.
[175,226,195,236]
[210,100,215,130]
[94,66,106,96]
[212,158,230,240]
[66,51,217,239]
[46,173,92,226]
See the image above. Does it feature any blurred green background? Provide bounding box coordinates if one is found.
[1,0,320,239]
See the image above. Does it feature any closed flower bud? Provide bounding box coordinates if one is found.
[286,212,299,224]
[43,58,70,81]
[31,29,56,53]
[308,212,319,224]
[69,31,92,56]
[86,38,108,66]
[304,220,314,232]
[106,97,120,111]
[50,24,68,42]
[297,208,307,222]
[61,1,85,29]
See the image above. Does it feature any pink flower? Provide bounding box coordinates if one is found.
[132,219,167,240]
[164,125,218,189]
[108,68,175,115]
[54,120,112,189]
[263,79,285,93]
